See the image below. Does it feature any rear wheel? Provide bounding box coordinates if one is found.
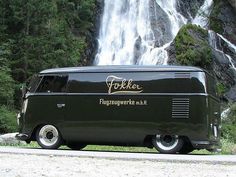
[67,143,86,150]
[152,135,184,154]
[36,125,62,149]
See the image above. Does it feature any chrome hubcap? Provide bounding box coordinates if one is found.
[155,135,179,151]
[39,125,59,147]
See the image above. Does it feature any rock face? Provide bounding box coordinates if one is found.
[83,0,104,65]
[166,42,178,65]
[208,30,236,99]
[210,0,236,44]
[209,0,236,101]
[149,0,173,46]
[176,0,205,21]
[228,0,236,11]
[226,85,236,101]
[0,133,26,146]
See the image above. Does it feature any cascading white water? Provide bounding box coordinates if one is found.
[208,30,236,70]
[156,0,187,37]
[94,0,187,66]
[193,0,213,29]
[192,0,236,71]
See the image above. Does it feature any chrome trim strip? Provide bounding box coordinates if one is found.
[26,93,210,97]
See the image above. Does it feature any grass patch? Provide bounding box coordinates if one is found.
[220,139,236,155]
[1,140,235,155]
[1,139,235,155]
[83,145,157,153]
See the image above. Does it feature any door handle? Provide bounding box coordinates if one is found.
[57,103,65,109]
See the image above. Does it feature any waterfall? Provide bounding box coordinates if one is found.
[156,0,187,37]
[193,0,213,29]
[94,0,187,66]
[94,0,235,67]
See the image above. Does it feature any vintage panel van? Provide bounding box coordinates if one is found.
[16,66,221,154]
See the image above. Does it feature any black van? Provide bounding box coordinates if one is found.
[16,66,221,154]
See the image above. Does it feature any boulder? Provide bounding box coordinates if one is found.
[168,24,212,68]
[0,133,26,146]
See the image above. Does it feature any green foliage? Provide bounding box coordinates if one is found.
[175,24,212,69]
[209,0,224,33]
[5,0,96,82]
[0,41,15,106]
[0,68,14,106]
[0,0,96,132]
[221,103,236,143]
[216,82,227,97]
[0,106,17,133]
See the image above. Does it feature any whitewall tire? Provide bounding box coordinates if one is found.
[152,135,184,154]
[36,125,62,149]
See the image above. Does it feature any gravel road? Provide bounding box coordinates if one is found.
[0,153,235,177]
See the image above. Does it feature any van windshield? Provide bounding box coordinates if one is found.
[28,75,42,93]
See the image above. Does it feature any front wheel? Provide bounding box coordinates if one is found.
[152,135,184,154]
[36,125,62,149]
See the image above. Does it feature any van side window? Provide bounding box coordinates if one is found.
[36,75,68,93]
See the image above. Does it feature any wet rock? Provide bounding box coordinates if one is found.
[225,85,236,101]
[166,42,178,65]
[212,50,236,87]
[210,0,236,44]
[149,0,173,46]
[176,0,205,21]
[133,36,142,64]
[208,30,236,100]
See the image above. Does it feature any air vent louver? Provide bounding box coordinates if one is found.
[172,98,190,119]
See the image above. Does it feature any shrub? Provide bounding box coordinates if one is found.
[216,82,227,97]
[0,106,17,133]
[0,68,15,106]
[209,0,224,33]
[175,24,212,69]
[221,103,236,143]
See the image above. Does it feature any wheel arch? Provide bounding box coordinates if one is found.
[31,123,64,142]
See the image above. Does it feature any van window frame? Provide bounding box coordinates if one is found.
[28,74,43,93]
[35,74,69,94]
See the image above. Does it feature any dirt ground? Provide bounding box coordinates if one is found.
[0,153,235,177]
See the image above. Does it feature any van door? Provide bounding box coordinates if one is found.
[32,75,68,130]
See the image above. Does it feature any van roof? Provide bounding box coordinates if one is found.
[40,65,203,74]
